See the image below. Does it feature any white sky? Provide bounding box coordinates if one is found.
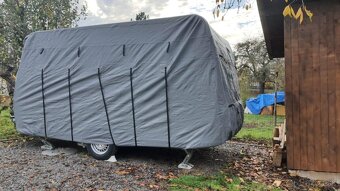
[79,0,264,48]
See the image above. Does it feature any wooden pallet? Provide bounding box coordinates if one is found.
[272,120,286,167]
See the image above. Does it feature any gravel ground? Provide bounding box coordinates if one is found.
[0,139,262,191]
[0,139,338,190]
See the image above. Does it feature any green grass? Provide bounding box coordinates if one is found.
[169,174,282,191]
[235,114,285,141]
[0,108,20,140]
[169,115,286,191]
[0,107,284,142]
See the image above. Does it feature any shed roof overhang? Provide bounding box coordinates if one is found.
[257,0,285,58]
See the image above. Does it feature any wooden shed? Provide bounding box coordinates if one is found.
[257,0,340,173]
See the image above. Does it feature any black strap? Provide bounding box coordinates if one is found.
[166,42,170,53]
[77,47,81,57]
[68,69,74,141]
[97,68,115,144]
[165,67,171,148]
[123,45,126,56]
[130,68,137,146]
[41,69,47,138]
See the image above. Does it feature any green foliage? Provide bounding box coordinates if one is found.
[272,59,285,91]
[235,114,285,141]
[169,174,282,191]
[0,0,87,94]
[135,12,149,21]
[0,108,19,139]
[239,70,255,106]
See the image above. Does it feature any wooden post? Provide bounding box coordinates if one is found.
[274,72,278,126]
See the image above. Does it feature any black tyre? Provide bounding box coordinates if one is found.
[86,144,116,160]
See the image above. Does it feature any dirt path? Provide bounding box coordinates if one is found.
[0,140,338,190]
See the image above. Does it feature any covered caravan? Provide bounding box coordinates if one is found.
[14,15,243,150]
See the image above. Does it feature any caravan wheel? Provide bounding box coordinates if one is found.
[86,144,116,160]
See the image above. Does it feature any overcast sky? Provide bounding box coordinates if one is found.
[79,0,264,48]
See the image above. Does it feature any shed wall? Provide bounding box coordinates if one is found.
[285,0,340,172]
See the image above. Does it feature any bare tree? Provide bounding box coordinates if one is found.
[235,38,284,94]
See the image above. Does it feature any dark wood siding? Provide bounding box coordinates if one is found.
[285,0,340,172]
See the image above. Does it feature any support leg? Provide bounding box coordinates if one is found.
[178,149,194,169]
[41,139,55,150]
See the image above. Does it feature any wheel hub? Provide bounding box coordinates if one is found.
[90,144,109,155]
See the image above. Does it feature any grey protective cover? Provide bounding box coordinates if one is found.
[14,15,243,149]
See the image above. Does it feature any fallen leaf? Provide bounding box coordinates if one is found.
[155,173,168,180]
[149,184,159,189]
[168,172,177,179]
[115,169,131,175]
[226,178,233,183]
[273,180,282,187]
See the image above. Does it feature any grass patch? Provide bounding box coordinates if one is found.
[0,108,20,140]
[235,114,285,141]
[169,174,282,191]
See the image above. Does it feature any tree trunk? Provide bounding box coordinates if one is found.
[259,81,265,94]
[0,72,15,97]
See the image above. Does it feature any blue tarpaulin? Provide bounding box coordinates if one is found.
[246,92,285,115]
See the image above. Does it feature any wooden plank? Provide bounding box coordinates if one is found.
[326,3,337,172]
[298,20,308,170]
[291,19,301,169]
[334,3,340,173]
[273,144,283,167]
[312,6,322,172]
[280,120,286,149]
[319,5,330,171]
[284,17,294,169]
[304,16,315,171]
